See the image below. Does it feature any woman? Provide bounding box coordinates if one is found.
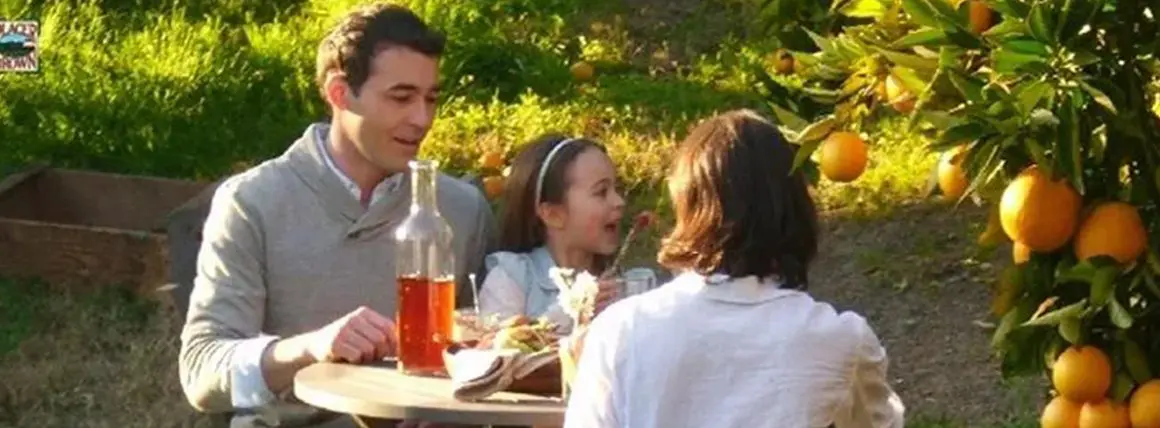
[563,110,905,427]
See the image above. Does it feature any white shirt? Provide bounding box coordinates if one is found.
[564,272,906,428]
[228,124,402,409]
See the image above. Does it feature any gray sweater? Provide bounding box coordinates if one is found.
[178,123,497,426]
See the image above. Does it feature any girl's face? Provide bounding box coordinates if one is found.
[544,148,625,256]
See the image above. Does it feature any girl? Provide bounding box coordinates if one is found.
[478,134,650,332]
[563,110,906,428]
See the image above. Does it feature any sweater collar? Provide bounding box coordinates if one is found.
[284,123,409,232]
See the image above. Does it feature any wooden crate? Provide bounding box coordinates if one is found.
[0,165,211,297]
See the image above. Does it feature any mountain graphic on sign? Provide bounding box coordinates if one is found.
[0,32,35,58]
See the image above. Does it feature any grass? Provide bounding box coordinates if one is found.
[0,0,1017,426]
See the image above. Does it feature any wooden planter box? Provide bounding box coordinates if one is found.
[0,166,211,297]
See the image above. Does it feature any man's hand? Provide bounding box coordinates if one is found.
[305,306,398,363]
[593,278,621,315]
[260,306,397,394]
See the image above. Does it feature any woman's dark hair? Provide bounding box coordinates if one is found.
[657,109,819,289]
[499,133,612,272]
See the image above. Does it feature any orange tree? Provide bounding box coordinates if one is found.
[754,0,1160,424]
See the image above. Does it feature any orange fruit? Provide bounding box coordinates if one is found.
[570,61,595,82]
[1073,201,1147,264]
[1042,395,1083,428]
[479,151,505,170]
[1130,380,1160,428]
[1053,346,1113,403]
[1013,241,1032,264]
[1079,400,1131,428]
[885,74,916,113]
[819,132,868,183]
[938,145,970,200]
[771,49,795,75]
[969,1,994,35]
[999,165,1081,252]
[482,175,506,200]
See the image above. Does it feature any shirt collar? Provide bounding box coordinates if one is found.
[674,271,801,304]
[313,124,402,206]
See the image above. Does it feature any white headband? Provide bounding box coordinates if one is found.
[534,138,580,205]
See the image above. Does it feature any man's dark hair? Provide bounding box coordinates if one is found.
[315,3,445,98]
[657,109,820,289]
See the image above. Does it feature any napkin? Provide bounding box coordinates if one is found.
[448,348,559,401]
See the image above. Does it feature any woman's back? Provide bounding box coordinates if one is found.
[565,272,905,428]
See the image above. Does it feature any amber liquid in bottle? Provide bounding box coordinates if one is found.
[396,275,456,374]
[393,159,457,376]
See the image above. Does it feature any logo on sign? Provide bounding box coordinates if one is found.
[0,20,39,73]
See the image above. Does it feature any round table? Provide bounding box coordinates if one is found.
[293,360,566,428]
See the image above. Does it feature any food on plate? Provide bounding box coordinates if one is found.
[472,315,560,353]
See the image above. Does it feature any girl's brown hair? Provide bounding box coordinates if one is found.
[657,109,819,289]
[499,133,613,272]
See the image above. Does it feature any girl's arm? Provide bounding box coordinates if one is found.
[477,266,527,320]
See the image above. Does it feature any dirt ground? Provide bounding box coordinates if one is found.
[808,204,1043,425]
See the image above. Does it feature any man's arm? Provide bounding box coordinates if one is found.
[179,178,325,412]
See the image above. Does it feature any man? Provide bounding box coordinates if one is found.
[178,4,497,427]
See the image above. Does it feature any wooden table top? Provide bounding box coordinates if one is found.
[293,360,566,426]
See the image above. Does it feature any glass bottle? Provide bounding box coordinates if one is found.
[393,159,457,376]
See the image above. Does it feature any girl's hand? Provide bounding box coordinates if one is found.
[593,278,621,315]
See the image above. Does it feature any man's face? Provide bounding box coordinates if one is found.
[336,46,440,175]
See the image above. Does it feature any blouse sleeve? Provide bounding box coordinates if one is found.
[833,322,906,428]
[478,255,528,321]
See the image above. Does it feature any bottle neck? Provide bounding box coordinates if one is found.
[410,160,438,211]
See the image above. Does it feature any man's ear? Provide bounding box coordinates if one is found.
[324,72,354,112]
[537,203,567,230]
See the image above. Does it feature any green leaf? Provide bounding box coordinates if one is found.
[1108,298,1133,329]
[791,139,823,173]
[1002,38,1051,56]
[985,0,1030,17]
[892,28,951,48]
[1124,338,1153,383]
[839,0,891,18]
[948,69,986,104]
[982,16,1028,39]
[1059,316,1083,344]
[875,47,940,71]
[991,48,1049,74]
[1015,79,1053,114]
[1023,299,1087,327]
[769,103,810,130]
[1058,258,1099,284]
[1023,138,1052,175]
[936,121,987,149]
[1055,94,1084,194]
[794,116,839,144]
[1072,49,1101,67]
[1111,371,1136,403]
[944,26,983,49]
[900,0,941,27]
[1027,2,1058,45]
[890,66,930,95]
[1078,79,1117,114]
[1089,265,1120,307]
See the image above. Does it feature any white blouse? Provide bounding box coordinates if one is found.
[563,272,906,428]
